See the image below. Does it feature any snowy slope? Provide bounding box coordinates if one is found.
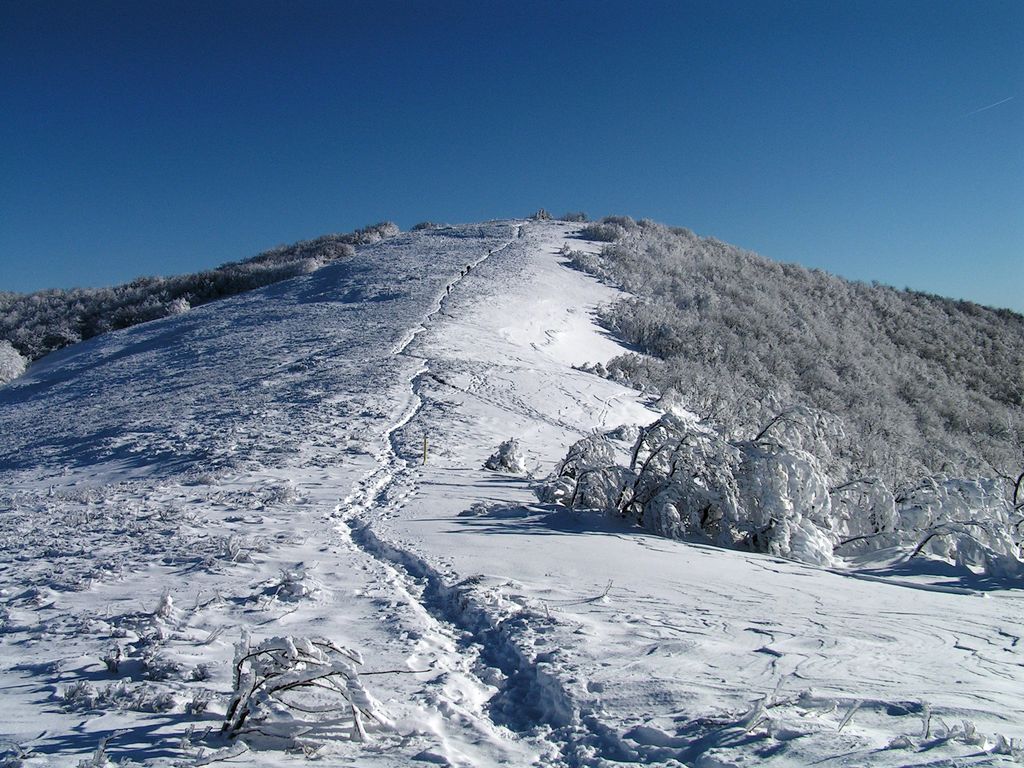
[0,221,1021,767]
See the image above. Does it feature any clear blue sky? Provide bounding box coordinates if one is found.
[2,0,1021,311]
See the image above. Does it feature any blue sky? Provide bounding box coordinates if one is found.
[2,0,1021,311]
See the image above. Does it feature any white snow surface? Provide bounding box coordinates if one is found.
[0,220,1021,767]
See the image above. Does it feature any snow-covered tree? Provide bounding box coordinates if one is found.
[541,409,1024,576]
[568,217,1024,490]
[896,476,1021,577]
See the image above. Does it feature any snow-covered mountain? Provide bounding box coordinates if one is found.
[1,220,1021,767]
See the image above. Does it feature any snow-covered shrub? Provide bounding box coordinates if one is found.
[579,467,636,513]
[561,211,589,222]
[624,410,842,563]
[457,500,498,517]
[579,222,626,242]
[602,215,639,229]
[216,535,263,565]
[539,434,632,509]
[351,221,399,244]
[578,216,644,242]
[830,477,899,546]
[484,438,526,474]
[834,475,1023,576]
[166,296,190,315]
[267,566,318,602]
[565,248,606,277]
[622,414,742,542]
[153,591,176,621]
[541,410,1024,575]
[141,650,183,682]
[62,680,101,711]
[61,679,176,713]
[222,635,389,746]
[737,439,836,565]
[604,423,640,444]
[261,480,300,506]
[897,476,1022,577]
[751,406,845,471]
[0,340,26,384]
[556,434,617,478]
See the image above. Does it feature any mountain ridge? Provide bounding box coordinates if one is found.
[0,219,1021,767]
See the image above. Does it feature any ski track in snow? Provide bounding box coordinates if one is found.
[0,220,1022,767]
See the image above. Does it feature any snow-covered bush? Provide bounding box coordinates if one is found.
[897,476,1022,577]
[565,248,605,276]
[0,340,26,384]
[622,414,742,542]
[579,222,627,242]
[604,423,640,443]
[556,434,617,478]
[222,635,389,746]
[538,434,633,509]
[542,410,1024,575]
[166,296,190,315]
[61,679,176,713]
[618,409,841,564]
[561,211,589,222]
[350,221,399,244]
[830,477,899,545]
[738,439,836,565]
[484,438,526,474]
[267,565,318,602]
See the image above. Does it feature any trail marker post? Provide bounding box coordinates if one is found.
[422,435,428,466]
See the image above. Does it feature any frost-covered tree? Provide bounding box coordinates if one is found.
[541,410,1024,576]
[538,434,633,510]
[568,218,1024,493]
[893,476,1021,577]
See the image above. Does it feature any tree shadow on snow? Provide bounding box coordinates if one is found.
[446,501,645,541]
[853,556,1023,593]
[29,711,224,763]
[3,662,222,762]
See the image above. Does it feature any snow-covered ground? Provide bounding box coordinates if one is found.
[0,221,1021,767]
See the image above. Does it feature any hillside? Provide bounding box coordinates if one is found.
[0,220,1021,767]
[570,217,1024,486]
[0,221,399,378]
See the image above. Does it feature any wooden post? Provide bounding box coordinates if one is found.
[422,434,428,466]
